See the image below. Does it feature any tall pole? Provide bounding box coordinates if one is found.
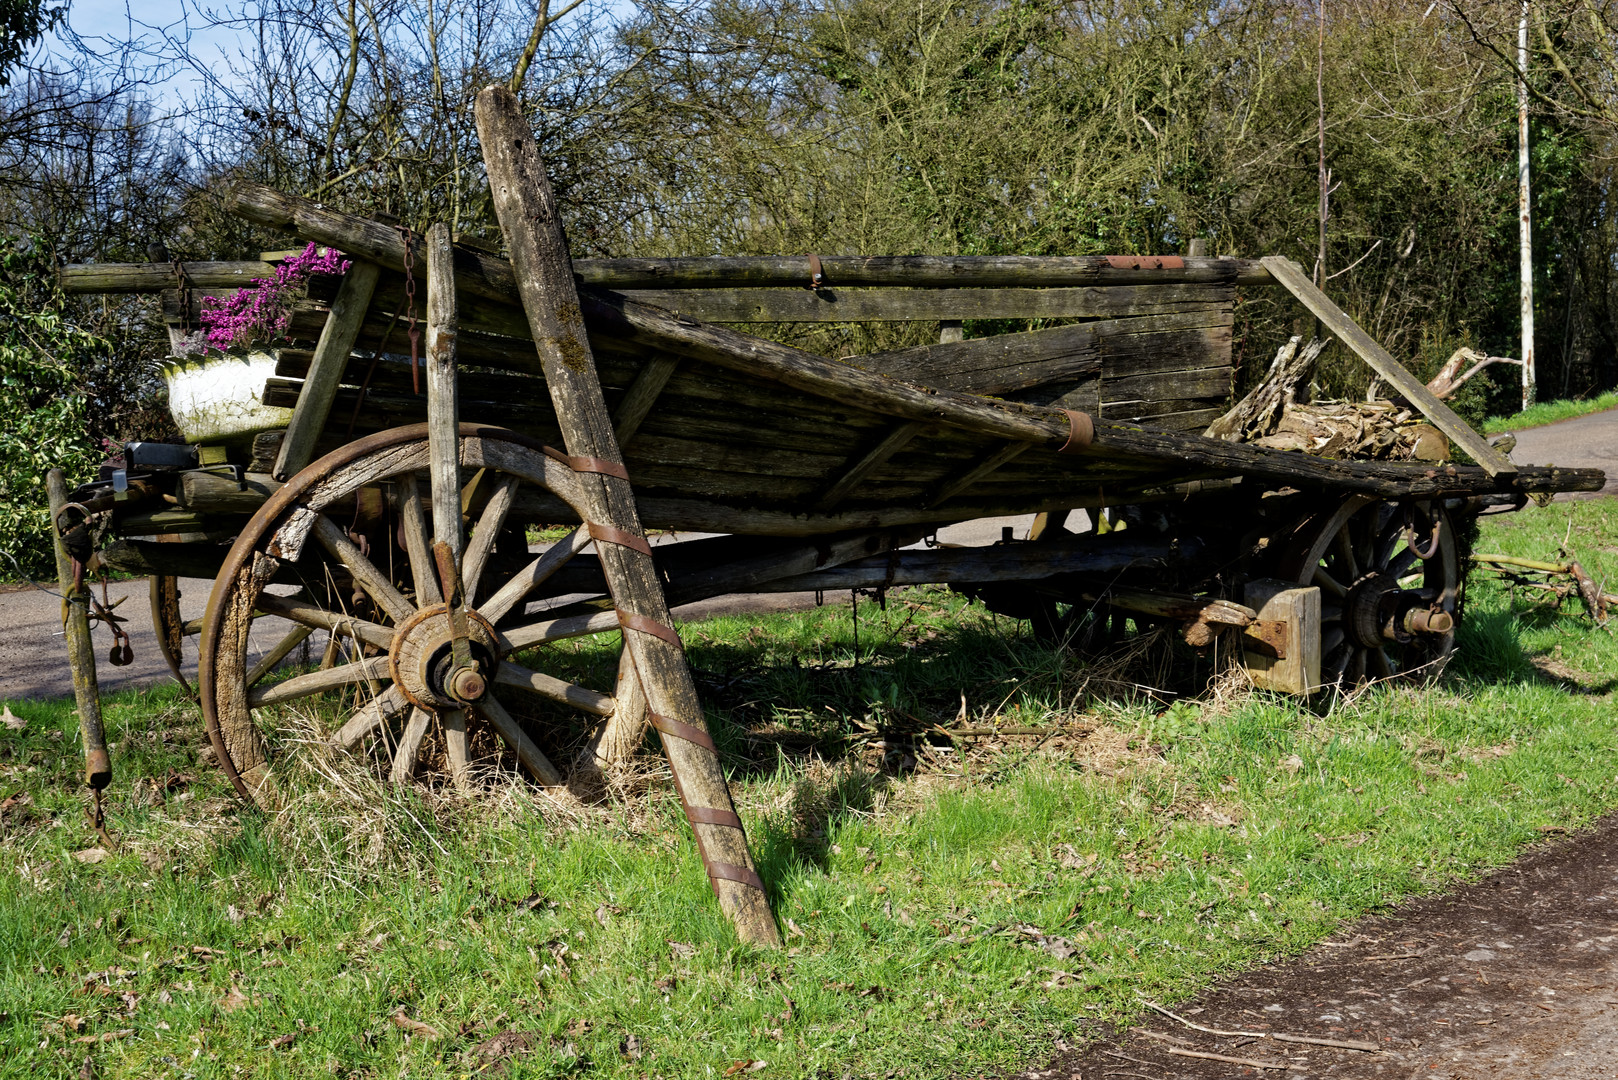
[1518,0,1536,410]
[1316,0,1327,290]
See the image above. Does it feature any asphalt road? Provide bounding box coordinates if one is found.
[1506,406,1618,497]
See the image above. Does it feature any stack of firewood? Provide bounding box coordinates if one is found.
[1204,335,1450,462]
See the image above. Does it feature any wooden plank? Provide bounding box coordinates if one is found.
[1259,256,1515,477]
[612,354,680,445]
[62,260,275,293]
[477,83,779,948]
[273,259,380,480]
[425,224,464,554]
[616,283,1231,323]
[815,422,925,510]
[1242,579,1322,695]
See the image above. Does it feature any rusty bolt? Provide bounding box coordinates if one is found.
[447,666,487,703]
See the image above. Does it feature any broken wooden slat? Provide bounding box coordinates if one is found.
[612,354,681,445]
[815,422,926,510]
[273,259,381,480]
[1259,256,1515,477]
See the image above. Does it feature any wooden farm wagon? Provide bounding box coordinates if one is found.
[48,89,1603,944]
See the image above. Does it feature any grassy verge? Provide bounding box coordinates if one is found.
[1483,390,1618,434]
[2,502,1615,1079]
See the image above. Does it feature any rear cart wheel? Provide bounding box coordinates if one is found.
[1275,495,1459,686]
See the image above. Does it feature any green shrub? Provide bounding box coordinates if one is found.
[0,238,109,580]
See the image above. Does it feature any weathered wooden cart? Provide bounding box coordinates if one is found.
[49,89,1603,943]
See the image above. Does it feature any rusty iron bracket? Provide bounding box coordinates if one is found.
[1104,255,1186,270]
[1242,619,1289,659]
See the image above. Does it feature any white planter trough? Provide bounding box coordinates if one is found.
[163,350,294,445]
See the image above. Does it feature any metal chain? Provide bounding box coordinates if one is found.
[171,258,192,337]
[399,224,421,394]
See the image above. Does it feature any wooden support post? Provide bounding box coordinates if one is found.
[1241,579,1321,695]
[1258,256,1515,477]
[274,259,380,480]
[47,470,112,790]
[816,422,923,510]
[476,82,780,948]
[613,354,680,446]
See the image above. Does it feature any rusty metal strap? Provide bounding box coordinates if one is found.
[542,446,630,481]
[1104,254,1185,270]
[808,253,824,289]
[587,522,653,556]
[708,860,767,893]
[649,710,716,754]
[618,610,682,648]
[686,804,744,830]
[1059,410,1095,454]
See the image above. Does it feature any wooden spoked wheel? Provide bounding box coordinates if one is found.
[1276,495,1459,686]
[150,575,193,693]
[198,423,621,805]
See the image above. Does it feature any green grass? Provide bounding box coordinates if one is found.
[1482,390,1618,434]
[2,502,1616,1078]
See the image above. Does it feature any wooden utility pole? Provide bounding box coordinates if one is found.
[1518,0,1536,410]
[474,83,780,947]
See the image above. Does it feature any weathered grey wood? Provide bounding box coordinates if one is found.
[479,526,591,625]
[389,708,433,783]
[331,685,409,749]
[66,252,1275,294]
[613,354,680,445]
[1243,579,1323,694]
[178,470,282,513]
[247,656,390,708]
[245,624,315,687]
[477,83,780,948]
[441,708,472,791]
[48,470,111,789]
[60,260,276,293]
[476,693,564,786]
[99,538,231,579]
[501,608,623,651]
[396,473,442,606]
[252,591,396,649]
[311,513,415,623]
[274,259,380,480]
[463,475,519,601]
[425,224,464,553]
[816,423,924,510]
[1260,256,1515,477]
[754,534,1195,591]
[615,283,1231,323]
[495,660,615,716]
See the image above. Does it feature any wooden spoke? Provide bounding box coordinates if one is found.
[398,472,441,606]
[462,475,520,602]
[331,685,410,749]
[248,655,391,709]
[389,708,433,783]
[479,526,592,624]
[1321,626,1344,658]
[442,708,471,791]
[495,660,615,717]
[502,608,622,652]
[475,692,565,787]
[246,624,315,688]
[253,591,395,650]
[1370,648,1395,680]
[311,514,416,623]
[1312,565,1348,599]
[1333,525,1359,580]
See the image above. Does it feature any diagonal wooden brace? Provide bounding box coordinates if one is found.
[475,83,780,948]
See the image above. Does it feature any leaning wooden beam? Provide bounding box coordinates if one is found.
[476,82,780,948]
[815,422,925,510]
[273,259,381,480]
[1259,256,1515,477]
[59,260,277,293]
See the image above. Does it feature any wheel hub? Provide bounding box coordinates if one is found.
[389,604,501,709]
[1344,572,1448,648]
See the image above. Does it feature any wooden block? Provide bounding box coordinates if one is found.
[1241,579,1321,695]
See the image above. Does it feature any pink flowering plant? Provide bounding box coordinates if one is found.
[197,243,350,352]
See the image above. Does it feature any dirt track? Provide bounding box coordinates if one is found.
[1029,814,1618,1079]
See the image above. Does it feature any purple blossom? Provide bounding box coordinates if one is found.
[198,243,352,351]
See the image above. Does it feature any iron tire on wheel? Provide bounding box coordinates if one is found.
[1275,494,1460,687]
[198,423,622,805]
